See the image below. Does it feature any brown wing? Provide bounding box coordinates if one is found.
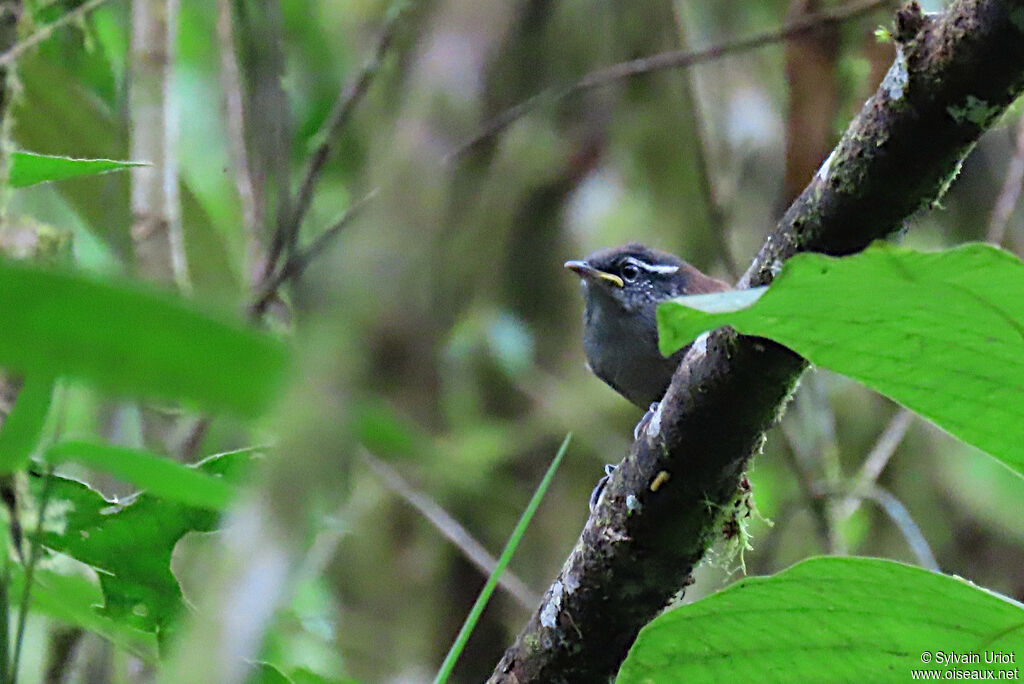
[679,263,732,295]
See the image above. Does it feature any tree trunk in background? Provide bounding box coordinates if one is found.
[130,0,187,454]
[130,0,184,289]
[782,0,840,206]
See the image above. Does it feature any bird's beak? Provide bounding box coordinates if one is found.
[564,260,624,288]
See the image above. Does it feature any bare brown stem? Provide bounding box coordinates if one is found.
[265,0,411,279]
[250,188,378,319]
[673,1,738,279]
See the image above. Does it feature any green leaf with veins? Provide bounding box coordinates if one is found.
[619,557,1024,683]
[658,242,1024,476]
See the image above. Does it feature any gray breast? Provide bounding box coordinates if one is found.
[582,295,682,408]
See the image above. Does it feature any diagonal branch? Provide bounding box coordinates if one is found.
[182,189,377,458]
[360,450,539,611]
[860,484,939,571]
[835,406,913,520]
[450,0,891,161]
[489,1,1024,681]
[249,188,378,319]
[264,0,411,278]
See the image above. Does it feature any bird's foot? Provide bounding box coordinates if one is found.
[634,402,660,440]
[589,463,617,513]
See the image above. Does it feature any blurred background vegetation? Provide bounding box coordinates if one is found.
[2,0,1023,681]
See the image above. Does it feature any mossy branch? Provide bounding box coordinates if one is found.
[489,1,1024,681]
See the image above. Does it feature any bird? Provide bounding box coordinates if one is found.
[565,243,731,409]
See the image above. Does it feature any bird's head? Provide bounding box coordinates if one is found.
[564,243,723,314]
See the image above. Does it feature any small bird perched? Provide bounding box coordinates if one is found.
[565,243,731,409]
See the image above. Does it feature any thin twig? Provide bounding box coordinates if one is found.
[860,484,939,571]
[265,0,411,277]
[673,1,738,278]
[986,113,1024,245]
[0,0,116,67]
[12,465,56,683]
[779,420,836,552]
[186,9,389,454]
[835,407,912,520]
[217,0,263,289]
[856,408,912,492]
[0,547,9,683]
[360,451,539,612]
[779,374,847,554]
[250,188,378,318]
[449,0,889,161]
[43,627,83,684]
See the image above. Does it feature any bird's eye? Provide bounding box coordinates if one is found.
[621,263,640,282]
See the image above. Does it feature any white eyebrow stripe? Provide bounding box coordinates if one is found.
[625,257,679,275]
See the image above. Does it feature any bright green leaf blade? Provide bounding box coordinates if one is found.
[618,557,1024,683]
[46,441,235,510]
[14,59,133,254]
[0,375,54,474]
[9,151,147,188]
[433,433,572,684]
[0,259,287,416]
[657,243,1024,474]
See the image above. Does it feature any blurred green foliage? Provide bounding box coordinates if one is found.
[0,259,287,416]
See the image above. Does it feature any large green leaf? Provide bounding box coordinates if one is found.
[32,449,260,638]
[657,243,1024,475]
[618,557,1024,683]
[0,259,287,416]
[8,151,146,189]
[46,441,236,511]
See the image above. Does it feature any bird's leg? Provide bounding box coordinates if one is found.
[591,402,660,512]
[589,463,617,513]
